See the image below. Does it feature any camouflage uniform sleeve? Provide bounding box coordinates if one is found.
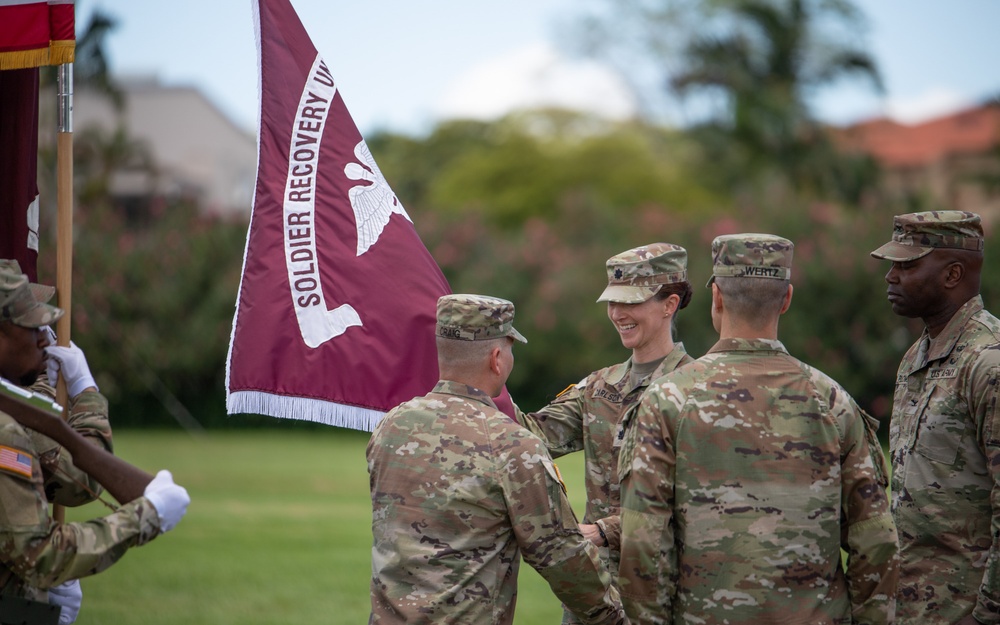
[3,500,162,589]
[594,515,621,551]
[972,358,1000,622]
[836,389,899,624]
[513,377,590,458]
[28,389,112,506]
[500,432,625,625]
[618,385,677,625]
[856,404,888,490]
[0,419,160,590]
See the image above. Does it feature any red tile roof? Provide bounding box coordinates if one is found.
[836,104,1000,168]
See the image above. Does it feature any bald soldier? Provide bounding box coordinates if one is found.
[871,211,1000,624]
[367,294,626,625]
[618,234,899,624]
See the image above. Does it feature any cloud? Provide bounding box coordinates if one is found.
[435,42,637,122]
[883,87,976,125]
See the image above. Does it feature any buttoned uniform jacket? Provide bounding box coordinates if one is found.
[514,344,693,553]
[514,344,693,625]
[890,295,1000,624]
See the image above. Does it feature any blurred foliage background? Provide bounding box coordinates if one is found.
[33,0,999,434]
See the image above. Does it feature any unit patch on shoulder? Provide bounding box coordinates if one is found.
[0,445,34,479]
[542,457,568,494]
[555,383,578,399]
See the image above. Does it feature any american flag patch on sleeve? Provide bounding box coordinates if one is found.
[0,445,34,479]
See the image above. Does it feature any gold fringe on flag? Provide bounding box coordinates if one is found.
[0,48,50,71]
[48,39,75,65]
[0,41,76,70]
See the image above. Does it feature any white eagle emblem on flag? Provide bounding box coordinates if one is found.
[345,140,412,256]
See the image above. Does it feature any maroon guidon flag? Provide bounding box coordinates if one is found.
[0,0,76,280]
[226,0,451,430]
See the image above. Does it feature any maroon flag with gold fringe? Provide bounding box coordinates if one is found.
[0,0,75,70]
[0,0,75,280]
[226,0,453,431]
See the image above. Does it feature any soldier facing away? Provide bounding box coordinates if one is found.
[871,211,1000,624]
[367,294,626,625]
[618,233,899,624]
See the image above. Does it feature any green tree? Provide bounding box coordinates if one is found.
[70,8,123,107]
[677,0,881,190]
[37,198,249,428]
[372,109,720,229]
[388,110,728,409]
[574,0,883,200]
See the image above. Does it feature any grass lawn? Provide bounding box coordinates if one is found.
[65,429,587,625]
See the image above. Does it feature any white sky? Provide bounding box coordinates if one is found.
[78,0,1000,135]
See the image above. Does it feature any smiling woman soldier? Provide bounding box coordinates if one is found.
[513,242,695,625]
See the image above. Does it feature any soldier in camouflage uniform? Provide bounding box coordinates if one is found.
[0,263,189,623]
[513,243,694,624]
[0,260,110,509]
[619,233,899,624]
[871,211,1000,625]
[367,294,626,625]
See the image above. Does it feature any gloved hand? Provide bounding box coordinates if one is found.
[39,325,57,349]
[44,342,98,398]
[143,469,190,533]
[48,579,82,624]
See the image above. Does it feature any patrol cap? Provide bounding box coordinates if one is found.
[0,265,64,328]
[597,243,688,304]
[436,294,527,344]
[708,233,793,287]
[870,211,984,262]
[0,259,56,304]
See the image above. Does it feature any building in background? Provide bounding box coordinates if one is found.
[71,76,257,219]
[837,102,1000,221]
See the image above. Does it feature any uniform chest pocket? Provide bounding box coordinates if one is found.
[914,385,967,465]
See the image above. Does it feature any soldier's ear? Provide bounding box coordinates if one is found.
[711,283,724,314]
[943,260,965,289]
[488,346,503,376]
[664,293,680,317]
[779,284,793,315]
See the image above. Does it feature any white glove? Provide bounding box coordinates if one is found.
[44,342,98,398]
[143,469,190,533]
[48,579,82,624]
[39,325,57,348]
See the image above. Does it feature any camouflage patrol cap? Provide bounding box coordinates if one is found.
[870,210,984,262]
[0,259,56,304]
[708,233,793,287]
[0,265,64,328]
[436,294,527,344]
[597,243,688,304]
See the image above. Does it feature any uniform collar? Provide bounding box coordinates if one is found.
[924,295,984,363]
[610,342,690,386]
[708,336,788,354]
[432,379,498,409]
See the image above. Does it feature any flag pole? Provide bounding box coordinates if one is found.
[53,61,73,523]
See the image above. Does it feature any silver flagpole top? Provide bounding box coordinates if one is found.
[58,63,73,133]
